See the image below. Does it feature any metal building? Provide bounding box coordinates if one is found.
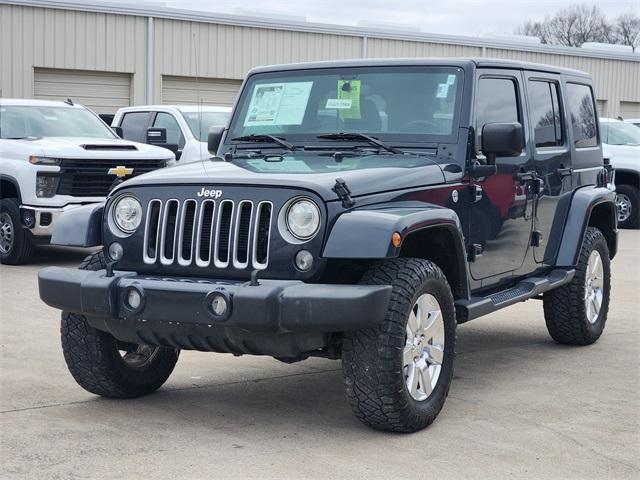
[1,0,639,117]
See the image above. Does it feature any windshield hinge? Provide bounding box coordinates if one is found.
[332,178,356,209]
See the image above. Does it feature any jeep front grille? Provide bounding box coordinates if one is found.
[143,199,273,270]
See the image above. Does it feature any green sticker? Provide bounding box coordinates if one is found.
[337,80,361,119]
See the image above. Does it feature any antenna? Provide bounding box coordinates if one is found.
[192,32,204,161]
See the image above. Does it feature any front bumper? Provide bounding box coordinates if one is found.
[20,204,86,237]
[38,267,392,355]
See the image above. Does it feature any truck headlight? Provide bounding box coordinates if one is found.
[111,195,142,234]
[29,156,61,165]
[285,198,320,240]
[35,174,60,197]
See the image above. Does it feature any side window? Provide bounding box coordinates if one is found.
[120,112,151,143]
[153,112,184,148]
[476,77,520,150]
[527,80,563,148]
[565,83,598,148]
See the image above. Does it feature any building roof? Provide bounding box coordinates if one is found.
[4,0,639,63]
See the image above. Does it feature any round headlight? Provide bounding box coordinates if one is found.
[286,199,320,240]
[112,195,142,234]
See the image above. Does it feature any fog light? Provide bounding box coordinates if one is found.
[108,242,124,261]
[126,288,142,310]
[209,293,228,317]
[295,250,314,271]
[21,210,35,228]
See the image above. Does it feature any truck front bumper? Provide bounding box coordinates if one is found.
[20,204,85,238]
[38,267,392,356]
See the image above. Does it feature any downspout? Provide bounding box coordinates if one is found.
[146,16,154,104]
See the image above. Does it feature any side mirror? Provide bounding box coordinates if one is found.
[146,127,167,145]
[208,126,225,155]
[111,126,123,138]
[482,122,524,164]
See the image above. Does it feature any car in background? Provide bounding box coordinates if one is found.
[623,118,640,128]
[0,99,175,265]
[112,105,232,163]
[600,117,640,228]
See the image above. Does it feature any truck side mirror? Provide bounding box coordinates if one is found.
[111,126,123,138]
[482,122,524,165]
[146,127,167,145]
[208,126,225,155]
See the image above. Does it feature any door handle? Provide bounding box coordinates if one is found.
[557,167,573,177]
[516,171,537,182]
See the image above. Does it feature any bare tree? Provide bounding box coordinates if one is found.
[614,11,640,52]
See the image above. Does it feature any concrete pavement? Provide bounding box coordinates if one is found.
[1,233,639,479]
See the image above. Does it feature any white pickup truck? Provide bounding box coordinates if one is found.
[111,105,231,163]
[0,99,175,264]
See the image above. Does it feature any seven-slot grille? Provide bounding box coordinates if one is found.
[143,198,273,270]
[57,158,166,197]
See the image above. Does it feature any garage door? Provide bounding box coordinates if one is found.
[161,76,241,106]
[596,99,607,117]
[34,68,132,114]
[619,101,640,120]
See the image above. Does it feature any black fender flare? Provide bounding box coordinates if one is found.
[555,186,617,266]
[51,203,104,247]
[322,202,470,298]
[0,175,22,202]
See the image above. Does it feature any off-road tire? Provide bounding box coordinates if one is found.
[0,198,35,265]
[342,258,456,433]
[543,227,611,345]
[61,252,179,398]
[616,184,638,229]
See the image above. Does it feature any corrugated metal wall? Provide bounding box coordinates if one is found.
[1,3,638,116]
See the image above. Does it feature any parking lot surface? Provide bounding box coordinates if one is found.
[1,232,639,479]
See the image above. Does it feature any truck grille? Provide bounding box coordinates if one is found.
[143,198,273,270]
[57,158,166,197]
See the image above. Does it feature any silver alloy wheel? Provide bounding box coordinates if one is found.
[584,250,604,324]
[0,212,14,254]
[403,293,445,401]
[616,193,632,223]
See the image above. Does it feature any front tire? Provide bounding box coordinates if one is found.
[616,184,638,229]
[61,252,179,398]
[0,198,35,265]
[543,227,611,345]
[342,258,456,433]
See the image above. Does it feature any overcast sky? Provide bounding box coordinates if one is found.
[133,0,639,36]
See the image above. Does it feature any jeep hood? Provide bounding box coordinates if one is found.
[116,153,447,201]
[4,137,174,160]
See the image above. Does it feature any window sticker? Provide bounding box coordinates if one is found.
[446,74,457,85]
[337,80,361,119]
[436,83,450,98]
[325,98,353,109]
[244,81,313,127]
[246,158,314,172]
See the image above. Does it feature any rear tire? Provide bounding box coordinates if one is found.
[61,252,179,398]
[615,184,638,229]
[342,258,456,433]
[0,198,35,265]
[543,227,610,345]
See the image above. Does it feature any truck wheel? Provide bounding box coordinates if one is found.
[0,198,35,265]
[616,184,638,229]
[342,258,456,432]
[61,252,179,398]
[543,227,610,345]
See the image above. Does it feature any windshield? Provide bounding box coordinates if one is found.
[0,105,116,139]
[182,111,231,142]
[601,121,640,146]
[227,66,464,146]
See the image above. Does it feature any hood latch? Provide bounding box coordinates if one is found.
[332,178,355,209]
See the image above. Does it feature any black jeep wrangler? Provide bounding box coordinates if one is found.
[39,58,617,432]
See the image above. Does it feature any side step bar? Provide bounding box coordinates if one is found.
[455,268,575,323]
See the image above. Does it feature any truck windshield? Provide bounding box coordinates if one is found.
[182,111,231,142]
[227,66,463,147]
[0,105,116,139]
[601,121,640,146]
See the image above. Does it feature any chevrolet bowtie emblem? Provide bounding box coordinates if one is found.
[108,166,134,177]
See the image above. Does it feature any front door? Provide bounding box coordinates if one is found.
[468,71,535,283]
[524,73,573,264]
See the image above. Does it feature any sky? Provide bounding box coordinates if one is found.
[131,0,640,37]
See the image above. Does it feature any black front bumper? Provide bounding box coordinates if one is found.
[38,267,392,356]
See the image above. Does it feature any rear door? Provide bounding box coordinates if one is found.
[523,72,573,264]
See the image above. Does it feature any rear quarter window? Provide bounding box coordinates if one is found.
[565,83,598,148]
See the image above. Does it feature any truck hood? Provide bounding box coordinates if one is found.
[603,143,640,171]
[115,153,448,201]
[4,136,174,160]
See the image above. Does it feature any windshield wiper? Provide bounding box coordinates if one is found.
[317,132,404,155]
[231,134,296,151]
